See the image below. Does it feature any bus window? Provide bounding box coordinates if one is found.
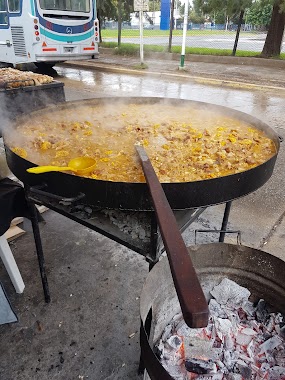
[39,0,90,12]
[0,0,8,24]
[8,0,20,12]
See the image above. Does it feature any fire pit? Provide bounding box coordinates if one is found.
[140,243,285,379]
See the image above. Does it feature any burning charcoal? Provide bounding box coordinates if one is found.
[160,359,187,380]
[210,279,250,308]
[224,334,235,350]
[268,365,285,379]
[161,324,172,342]
[246,340,255,359]
[236,359,252,379]
[236,327,256,346]
[216,359,228,374]
[176,322,203,340]
[166,335,182,350]
[265,315,276,333]
[214,317,233,341]
[185,358,215,374]
[274,350,285,367]
[210,374,224,380]
[242,301,256,317]
[184,336,221,363]
[259,362,271,376]
[209,299,227,318]
[156,279,285,380]
[279,324,285,339]
[255,299,269,323]
[259,335,283,354]
[223,350,237,371]
[228,374,242,380]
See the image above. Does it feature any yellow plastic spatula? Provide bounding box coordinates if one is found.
[26,157,96,175]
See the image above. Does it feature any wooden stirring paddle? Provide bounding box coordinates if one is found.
[136,145,209,328]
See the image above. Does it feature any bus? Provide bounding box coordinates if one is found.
[0,0,99,68]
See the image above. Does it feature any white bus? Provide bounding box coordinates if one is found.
[0,0,99,68]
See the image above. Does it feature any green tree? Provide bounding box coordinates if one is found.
[97,0,133,45]
[246,1,272,27]
[194,0,252,28]
[149,0,161,11]
[189,10,205,23]
[261,0,285,57]
[97,0,117,41]
[179,2,193,15]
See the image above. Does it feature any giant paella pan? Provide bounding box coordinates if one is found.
[4,97,280,210]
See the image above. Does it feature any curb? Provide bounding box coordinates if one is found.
[60,60,285,93]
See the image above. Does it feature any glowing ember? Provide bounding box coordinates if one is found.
[155,279,285,380]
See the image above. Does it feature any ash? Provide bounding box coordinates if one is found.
[156,279,285,380]
[102,210,151,242]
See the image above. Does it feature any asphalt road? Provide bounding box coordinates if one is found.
[105,33,285,53]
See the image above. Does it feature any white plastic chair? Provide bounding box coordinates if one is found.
[0,234,25,293]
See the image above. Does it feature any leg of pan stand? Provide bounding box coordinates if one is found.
[219,201,232,242]
[27,199,50,303]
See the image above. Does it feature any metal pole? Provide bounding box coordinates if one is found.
[232,9,244,56]
[219,201,232,242]
[139,10,144,64]
[180,0,189,68]
[27,198,50,303]
[174,0,178,29]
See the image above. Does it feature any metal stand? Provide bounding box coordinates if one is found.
[24,186,232,309]
[24,185,209,302]
[219,201,232,242]
[26,198,50,303]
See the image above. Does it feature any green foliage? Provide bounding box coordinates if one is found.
[213,10,227,23]
[246,1,273,27]
[189,10,205,23]
[97,0,133,22]
[97,0,117,20]
[192,0,253,23]
[148,0,161,11]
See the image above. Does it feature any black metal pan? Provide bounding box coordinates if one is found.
[4,97,280,211]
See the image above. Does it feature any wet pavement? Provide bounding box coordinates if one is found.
[0,52,285,380]
[59,49,285,90]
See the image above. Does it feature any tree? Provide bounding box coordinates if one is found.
[246,1,273,28]
[97,0,133,45]
[97,0,117,41]
[193,0,252,28]
[150,0,161,11]
[189,10,205,23]
[261,0,285,57]
[180,2,193,18]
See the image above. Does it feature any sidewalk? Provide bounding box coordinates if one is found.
[61,48,285,91]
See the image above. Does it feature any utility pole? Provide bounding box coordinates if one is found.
[134,0,149,65]
[180,0,189,68]
[139,9,144,64]
[168,0,175,52]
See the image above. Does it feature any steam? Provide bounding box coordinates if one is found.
[3,97,278,183]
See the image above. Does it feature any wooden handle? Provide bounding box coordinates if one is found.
[136,145,209,328]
